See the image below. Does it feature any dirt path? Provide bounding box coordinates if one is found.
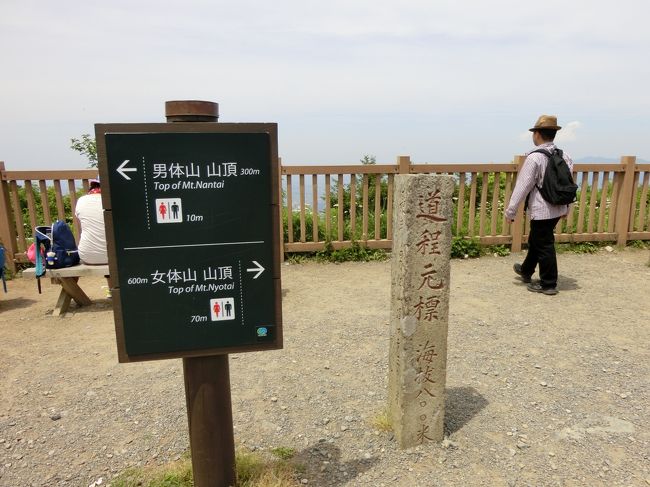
[1,248,649,486]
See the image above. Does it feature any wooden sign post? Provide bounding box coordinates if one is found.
[169,101,235,487]
[96,100,283,486]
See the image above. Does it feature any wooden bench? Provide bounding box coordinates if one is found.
[22,264,110,316]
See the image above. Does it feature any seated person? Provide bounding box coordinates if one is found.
[75,178,108,265]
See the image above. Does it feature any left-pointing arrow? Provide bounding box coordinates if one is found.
[117,160,137,180]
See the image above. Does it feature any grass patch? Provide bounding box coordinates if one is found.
[237,449,301,487]
[556,242,602,254]
[284,238,648,263]
[316,241,388,262]
[451,236,481,259]
[285,253,312,264]
[109,452,192,487]
[284,242,388,264]
[370,409,393,432]
[484,244,510,257]
[270,447,295,461]
[628,239,649,249]
[109,449,302,487]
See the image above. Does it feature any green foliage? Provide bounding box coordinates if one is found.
[270,447,295,460]
[110,448,301,487]
[316,241,388,263]
[285,245,388,264]
[554,177,624,234]
[283,206,335,243]
[110,454,193,487]
[628,239,649,249]
[451,236,481,259]
[283,206,323,242]
[485,245,510,257]
[2,265,15,281]
[454,172,508,236]
[327,154,389,241]
[235,450,266,484]
[70,134,98,168]
[330,155,387,216]
[282,154,389,246]
[556,242,601,254]
[12,184,79,239]
[359,155,375,165]
[285,253,310,264]
[236,449,300,487]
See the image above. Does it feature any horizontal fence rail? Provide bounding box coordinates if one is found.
[1,157,648,270]
[0,163,99,269]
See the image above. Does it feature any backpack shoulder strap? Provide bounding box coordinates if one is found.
[529,148,552,157]
[531,147,564,158]
[528,149,554,191]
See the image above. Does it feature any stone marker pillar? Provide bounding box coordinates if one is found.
[388,174,454,448]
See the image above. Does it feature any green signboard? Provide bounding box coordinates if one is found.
[96,123,282,362]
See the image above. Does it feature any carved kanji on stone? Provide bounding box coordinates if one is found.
[389,175,453,448]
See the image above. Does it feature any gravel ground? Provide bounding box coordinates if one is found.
[0,248,649,487]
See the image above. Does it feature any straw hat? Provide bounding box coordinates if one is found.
[529,115,562,132]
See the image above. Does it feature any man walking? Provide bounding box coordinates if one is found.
[505,115,574,295]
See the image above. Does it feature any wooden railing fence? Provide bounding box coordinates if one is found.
[1,156,648,272]
[0,162,98,271]
[281,156,649,257]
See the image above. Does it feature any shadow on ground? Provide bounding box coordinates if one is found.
[293,441,379,484]
[511,273,580,291]
[557,274,579,291]
[54,299,114,316]
[445,387,489,435]
[0,297,38,312]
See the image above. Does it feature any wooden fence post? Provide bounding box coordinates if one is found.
[398,155,411,174]
[278,156,285,261]
[510,155,526,253]
[0,162,18,273]
[614,156,636,247]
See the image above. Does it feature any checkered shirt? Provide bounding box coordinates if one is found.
[505,142,574,221]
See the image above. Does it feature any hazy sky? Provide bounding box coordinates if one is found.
[1,0,648,170]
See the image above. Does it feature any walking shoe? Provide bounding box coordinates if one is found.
[527,283,558,295]
[513,263,532,283]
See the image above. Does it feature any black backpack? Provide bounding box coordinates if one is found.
[530,148,578,205]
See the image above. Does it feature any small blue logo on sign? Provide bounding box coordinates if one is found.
[257,327,268,337]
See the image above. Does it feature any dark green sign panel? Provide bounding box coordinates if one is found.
[98,125,281,361]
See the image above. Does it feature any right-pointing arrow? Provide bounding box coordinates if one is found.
[117,159,137,180]
[246,261,265,279]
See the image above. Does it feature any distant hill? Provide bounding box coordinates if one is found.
[575,156,649,163]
